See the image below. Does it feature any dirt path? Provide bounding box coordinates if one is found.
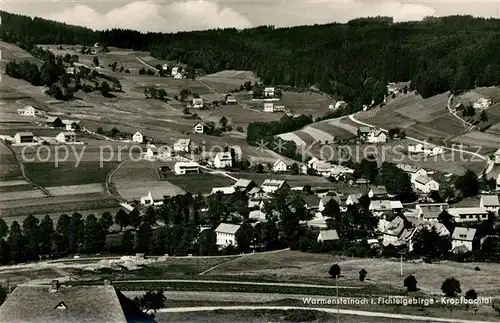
[135,57,158,72]
[5,144,51,196]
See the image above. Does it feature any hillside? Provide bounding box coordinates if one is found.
[3,12,500,111]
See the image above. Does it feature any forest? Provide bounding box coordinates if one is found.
[2,12,500,110]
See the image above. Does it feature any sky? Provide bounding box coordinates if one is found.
[0,0,498,33]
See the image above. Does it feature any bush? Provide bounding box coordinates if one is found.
[441,278,461,297]
[359,269,367,281]
[404,275,418,292]
[474,266,480,271]
[329,264,341,278]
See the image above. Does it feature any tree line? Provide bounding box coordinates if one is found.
[4,12,500,110]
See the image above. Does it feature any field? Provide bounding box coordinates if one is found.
[162,172,236,195]
[23,161,118,187]
[0,141,22,180]
[111,159,186,200]
[207,250,500,297]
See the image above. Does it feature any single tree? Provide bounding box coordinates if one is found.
[99,212,114,232]
[441,277,461,297]
[115,209,130,229]
[129,208,142,228]
[93,56,99,67]
[465,289,477,310]
[480,110,488,122]
[404,274,418,292]
[359,269,368,281]
[329,264,341,278]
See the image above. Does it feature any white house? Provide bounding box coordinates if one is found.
[214,152,232,169]
[264,87,275,97]
[140,190,164,206]
[263,103,274,112]
[451,227,477,253]
[146,146,159,159]
[171,66,180,77]
[215,223,241,247]
[162,63,168,70]
[367,130,387,143]
[173,139,191,153]
[211,186,236,195]
[17,105,37,117]
[473,98,492,109]
[480,195,500,214]
[414,175,439,193]
[226,95,237,104]
[272,159,287,173]
[192,98,204,109]
[193,122,205,134]
[369,200,403,214]
[13,132,34,144]
[261,179,289,194]
[447,207,489,223]
[173,73,183,80]
[55,131,77,143]
[335,101,347,110]
[132,131,143,143]
[317,229,339,242]
[174,162,200,175]
[408,143,443,156]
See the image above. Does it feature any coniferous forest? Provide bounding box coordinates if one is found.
[2,12,500,110]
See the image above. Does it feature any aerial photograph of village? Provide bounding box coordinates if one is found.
[2,2,500,322]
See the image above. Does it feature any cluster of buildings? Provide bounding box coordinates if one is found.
[396,164,439,193]
[357,126,387,143]
[12,131,78,145]
[263,102,286,113]
[302,157,355,179]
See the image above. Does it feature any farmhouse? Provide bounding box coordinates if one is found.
[369,200,403,214]
[211,186,236,195]
[230,145,243,162]
[162,63,168,70]
[272,159,288,173]
[451,227,477,253]
[14,132,34,144]
[193,122,205,134]
[192,98,204,109]
[46,116,64,129]
[357,126,371,138]
[414,175,439,193]
[480,195,500,214]
[368,186,388,199]
[301,195,321,211]
[146,146,158,159]
[447,207,489,223]
[264,87,275,97]
[415,203,448,222]
[55,131,77,143]
[0,281,127,323]
[214,152,232,169]
[381,216,414,247]
[367,129,387,143]
[17,105,37,117]
[132,131,143,143]
[171,66,182,77]
[318,195,341,212]
[61,119,85,131]
[226,95,237,104]
[346,194,361,206]
[233,179,257,192]
[408,143,443,156]
[263,102,274,112]
[261,179,289,194]
[173,138,191,153]
[174,162,200,175]
[473,97,492,109]
[274,105,286,112]
[140,190,164,206]
[317,229,339,242]
[215,223,241,247]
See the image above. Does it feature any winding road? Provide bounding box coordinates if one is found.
[348,113,494,177]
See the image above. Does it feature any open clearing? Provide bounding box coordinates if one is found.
[0,141,23,180]
[208,250,500,297]
[45,183,105,196]
[112,159,186,200]
[162,172,236,195]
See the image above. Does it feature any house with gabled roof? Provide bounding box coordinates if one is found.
[367,129,387,143]
[233,179,257,192]
[368,186,388,199]
[0,281,127,323]
[214,152,233,169]
[14,132,34,144]
[451,227,477,253]
[55,131,77,143]
[447,207,488,223]
[17,105,37,117]
[261,179,289,194]
[132,131,143,143]
[317,229,339,242]
[46,116,64,129]
[480,195,500,214]
[272,159,288,173]
[173,138,191,153]
[414,175,439,193]
[140,190,164,206]
[215,223,241,247]
[357,126,371,138]
[416,203,448,222]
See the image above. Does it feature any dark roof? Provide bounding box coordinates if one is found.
[0,284,127,323]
